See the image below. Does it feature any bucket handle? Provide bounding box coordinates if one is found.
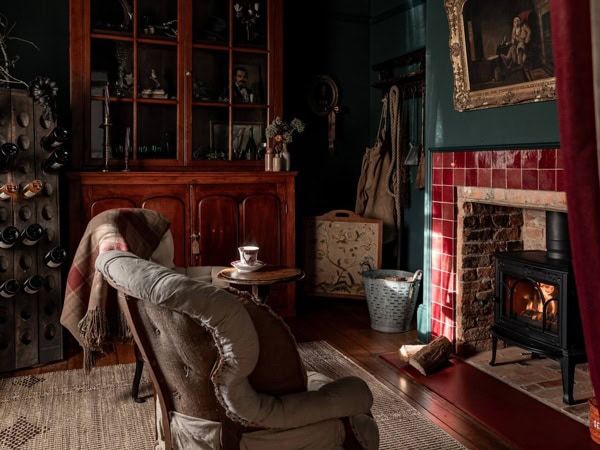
[411,269,423,282]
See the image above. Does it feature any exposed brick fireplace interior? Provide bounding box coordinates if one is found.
[430,149,566,350]
[456,203,523,355]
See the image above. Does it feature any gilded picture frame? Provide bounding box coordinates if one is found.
[444,0,555,111]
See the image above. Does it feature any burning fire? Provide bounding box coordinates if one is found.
[521,282,558,322]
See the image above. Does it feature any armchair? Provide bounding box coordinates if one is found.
[96,250,379,450]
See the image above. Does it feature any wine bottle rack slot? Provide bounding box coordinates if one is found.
[0,88,64,372]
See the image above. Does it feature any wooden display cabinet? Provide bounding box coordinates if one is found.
[68,1,297,315]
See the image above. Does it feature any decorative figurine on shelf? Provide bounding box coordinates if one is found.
[234,2,261,42]
[141,69,167,99]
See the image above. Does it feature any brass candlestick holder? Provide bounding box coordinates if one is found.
[100,116,112,172]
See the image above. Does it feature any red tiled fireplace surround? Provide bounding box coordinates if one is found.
[430,149,567,353]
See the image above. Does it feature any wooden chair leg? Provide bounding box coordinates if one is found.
[132,344,145,403]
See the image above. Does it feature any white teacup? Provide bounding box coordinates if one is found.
[238,246,259,266]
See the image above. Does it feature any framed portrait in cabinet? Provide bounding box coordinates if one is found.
[445,0,555,111]
[230,62,264,104]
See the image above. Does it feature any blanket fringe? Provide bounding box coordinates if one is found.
[79,308,133,372]
[79,309,109,349]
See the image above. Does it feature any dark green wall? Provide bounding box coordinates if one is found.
[426,1,559,150]
[3,1,70,128]
[286,0,427,273]
[284,1,371,219]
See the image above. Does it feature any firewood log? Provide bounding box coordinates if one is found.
[408,336,452,375]
[398,344,426,361]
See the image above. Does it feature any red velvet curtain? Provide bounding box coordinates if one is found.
[551,0,600,398]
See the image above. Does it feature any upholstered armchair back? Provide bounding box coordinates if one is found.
[121,297,220,420]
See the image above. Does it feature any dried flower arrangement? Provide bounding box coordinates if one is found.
[265,116,305,154]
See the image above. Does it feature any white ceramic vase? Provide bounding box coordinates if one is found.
[272,155,282,171]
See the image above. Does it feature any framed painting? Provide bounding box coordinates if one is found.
[303,210,382,300]
[210,121,264,159]
[445,0,555,111]
[308,74,340,116]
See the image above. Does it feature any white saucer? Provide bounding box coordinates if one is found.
[231,260,266,272]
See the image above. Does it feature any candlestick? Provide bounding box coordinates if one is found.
[104,83,110,120]
[122,127,131,172]
[100,116,111,172]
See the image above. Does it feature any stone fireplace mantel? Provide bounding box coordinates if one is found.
[456,186,566,212]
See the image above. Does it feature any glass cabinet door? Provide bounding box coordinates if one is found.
[88,0,179,168]
[188,1,269,165]
[77,0,281,169]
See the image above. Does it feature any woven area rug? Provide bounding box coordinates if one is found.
[0,341,466,449]
[0,363,155,449]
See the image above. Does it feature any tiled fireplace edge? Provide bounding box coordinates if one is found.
[429,149,565,344]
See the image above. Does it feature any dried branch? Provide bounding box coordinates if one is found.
[0,13,40,88]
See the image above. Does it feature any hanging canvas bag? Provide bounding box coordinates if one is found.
[355,95,397,244]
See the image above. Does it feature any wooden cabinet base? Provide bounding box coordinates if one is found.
[67,171,297,317]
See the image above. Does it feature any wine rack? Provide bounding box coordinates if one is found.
[0,87,64,371]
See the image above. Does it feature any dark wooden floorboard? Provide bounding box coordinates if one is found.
[3,295,586,449]
[289,297,516,449]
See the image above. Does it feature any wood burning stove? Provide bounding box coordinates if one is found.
[490,212,586,405]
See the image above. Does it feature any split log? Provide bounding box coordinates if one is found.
[398,344,426,361]
[408,336,453,375]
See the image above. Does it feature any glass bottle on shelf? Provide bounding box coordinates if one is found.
[41,126,69,151]
[0,143,18,173]
[0,226,20,249]
[20,224,44,246]
[42,148,70,172]
[22,275,44,295]
[43,246,68,268]
[245,127,258,160]
[0,183,18,200]
[21,180,43,199]
[0,279,20,298]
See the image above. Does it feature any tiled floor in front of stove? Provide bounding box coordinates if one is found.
[465,346,593,425]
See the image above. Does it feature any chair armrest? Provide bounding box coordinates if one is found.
[237,376,373,429]
[174,266,229,288]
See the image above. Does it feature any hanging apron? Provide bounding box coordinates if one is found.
[355,94,397,244]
